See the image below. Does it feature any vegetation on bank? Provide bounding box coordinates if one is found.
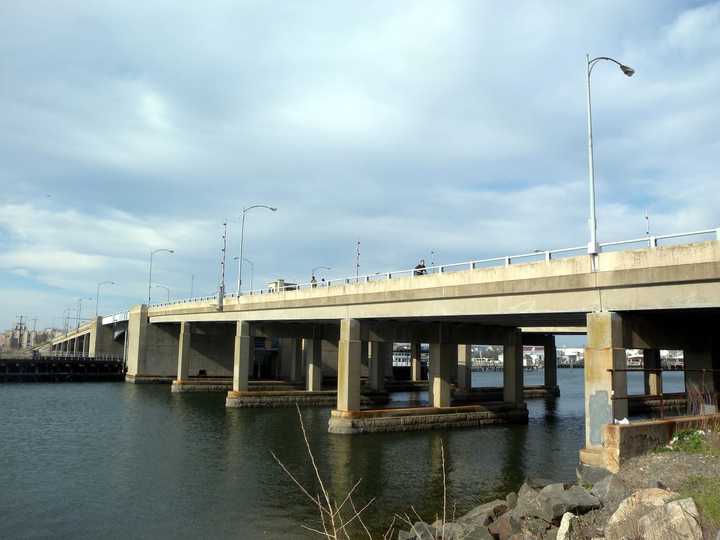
[680,476,720,531]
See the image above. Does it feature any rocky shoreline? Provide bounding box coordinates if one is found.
[397,451,718,539]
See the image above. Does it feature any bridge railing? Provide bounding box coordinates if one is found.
[147,226,720,307]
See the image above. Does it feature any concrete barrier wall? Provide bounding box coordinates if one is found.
[603,414,720,472]
[188,323,234,377]
[145,324,180,376]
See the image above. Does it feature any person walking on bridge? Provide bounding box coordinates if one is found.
[311,275,317,288]
[414,259,427,276]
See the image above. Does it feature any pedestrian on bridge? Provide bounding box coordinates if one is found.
[414,259,427,276]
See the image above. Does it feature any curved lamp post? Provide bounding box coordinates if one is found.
[95,280,115,317]
[311,265,331,281]
[586,55,635,255]
[76,297,93,330]
[153,284,171,303]
[148,248,174,304]
[237,205,276,295]
[234,256,255,292]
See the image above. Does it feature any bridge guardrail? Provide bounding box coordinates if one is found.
[146,227,720,308]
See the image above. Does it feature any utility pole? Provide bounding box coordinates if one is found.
[31,317,38,348]
[218,221,227,311]
[355,240,361,281]
[645,209,650,237]
[190,274,195,298]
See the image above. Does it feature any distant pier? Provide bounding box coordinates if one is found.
[0,354,125,383]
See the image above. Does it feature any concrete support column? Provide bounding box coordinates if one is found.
[337,319,362,412]
[429,343,455,407]
[456,344,472,394]
[384,342,394,381]
[684,345,718,402]
[291,338,304,383]
[305,338,323,392]
[232,321,253,392]
[643,349,663,396]
[503,329,524,405]
[73,338,80,353]
[83,335,90,355]
[368,342,389,392]
[177,322,191,382]
[411,341,422,382]
[584,312,628,450]
[544,335,558,390]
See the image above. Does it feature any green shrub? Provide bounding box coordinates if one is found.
[680,476,720,530]
[671,430,707,453]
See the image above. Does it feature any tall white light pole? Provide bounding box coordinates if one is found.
[153,284,171,302]
[95,281,115,317]
[148,248,174,304]
[234,256,255,292]
[237,205,276,296]
[586,55,635,255]
[76,297,92,330]
[311,265,331,280]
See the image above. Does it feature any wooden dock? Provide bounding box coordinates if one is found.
[0,354,125,383]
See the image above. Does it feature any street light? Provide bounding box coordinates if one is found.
[148,248,174,304]
[95,280,115,317]
[234,256,255,292]
[76,297,93,330]
[586,54,635,255]
[237,205,276,295]
[311,265,331,281]
[153,284,171,302]
[63,307,73,334]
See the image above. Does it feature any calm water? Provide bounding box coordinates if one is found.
[0,369,685,539]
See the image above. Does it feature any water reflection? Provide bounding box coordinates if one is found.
[2,369,596,539]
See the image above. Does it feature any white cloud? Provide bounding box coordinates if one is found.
[1,1,720,328]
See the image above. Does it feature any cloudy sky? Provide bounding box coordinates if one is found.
[1,1,719,330]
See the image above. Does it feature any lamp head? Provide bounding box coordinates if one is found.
[168,249,175,253]
[620,64,635,77]
[270,207,278,212]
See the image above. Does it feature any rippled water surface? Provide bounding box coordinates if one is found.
[0,369,685,539]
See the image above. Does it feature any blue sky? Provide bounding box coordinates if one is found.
[1,1,719,330]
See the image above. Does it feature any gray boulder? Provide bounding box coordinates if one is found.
[526,477,557,490]
[590,474,629,512]
[605,488,677,540]
[506,491,518,510]
[462,525,494,539]
[637,498,702,540]
[489,511,522,539]
[457,499,508,527]
[555,513,581,540]
[513,483,600,523]
[575,464,610,487]
[406,521,435,540]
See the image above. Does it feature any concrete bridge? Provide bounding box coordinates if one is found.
[49,231,720,466]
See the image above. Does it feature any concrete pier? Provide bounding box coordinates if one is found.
[411,341,422,382]
[456,344,472,396]
[503,329,524,405]
[305,338,323,392]
[643,349,662,397]
[580,312,628,467]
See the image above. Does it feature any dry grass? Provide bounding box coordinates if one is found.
[270,405,377,539]
[272,405,453,539]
